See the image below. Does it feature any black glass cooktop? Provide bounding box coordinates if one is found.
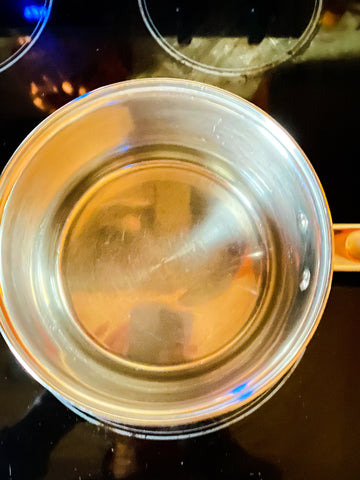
[1,1,360,478]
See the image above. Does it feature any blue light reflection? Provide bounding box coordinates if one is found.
[77,91,91,101]
[231,383,247,394]
[23,5,48,22]
[120,144,130,153]
[231,383,253,402]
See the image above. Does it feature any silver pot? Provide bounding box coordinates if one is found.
[0,79,358,439]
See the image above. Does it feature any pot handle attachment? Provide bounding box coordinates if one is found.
[333,224,360,271]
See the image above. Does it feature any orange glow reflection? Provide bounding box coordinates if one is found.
[62,81,74,95]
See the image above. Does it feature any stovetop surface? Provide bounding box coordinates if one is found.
[0,1,360,478]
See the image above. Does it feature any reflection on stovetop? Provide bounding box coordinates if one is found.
[139,0,316,43]
[1,2,359,220]
[0,390,282,479]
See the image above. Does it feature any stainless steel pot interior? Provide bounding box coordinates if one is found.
[0,79,333,438]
